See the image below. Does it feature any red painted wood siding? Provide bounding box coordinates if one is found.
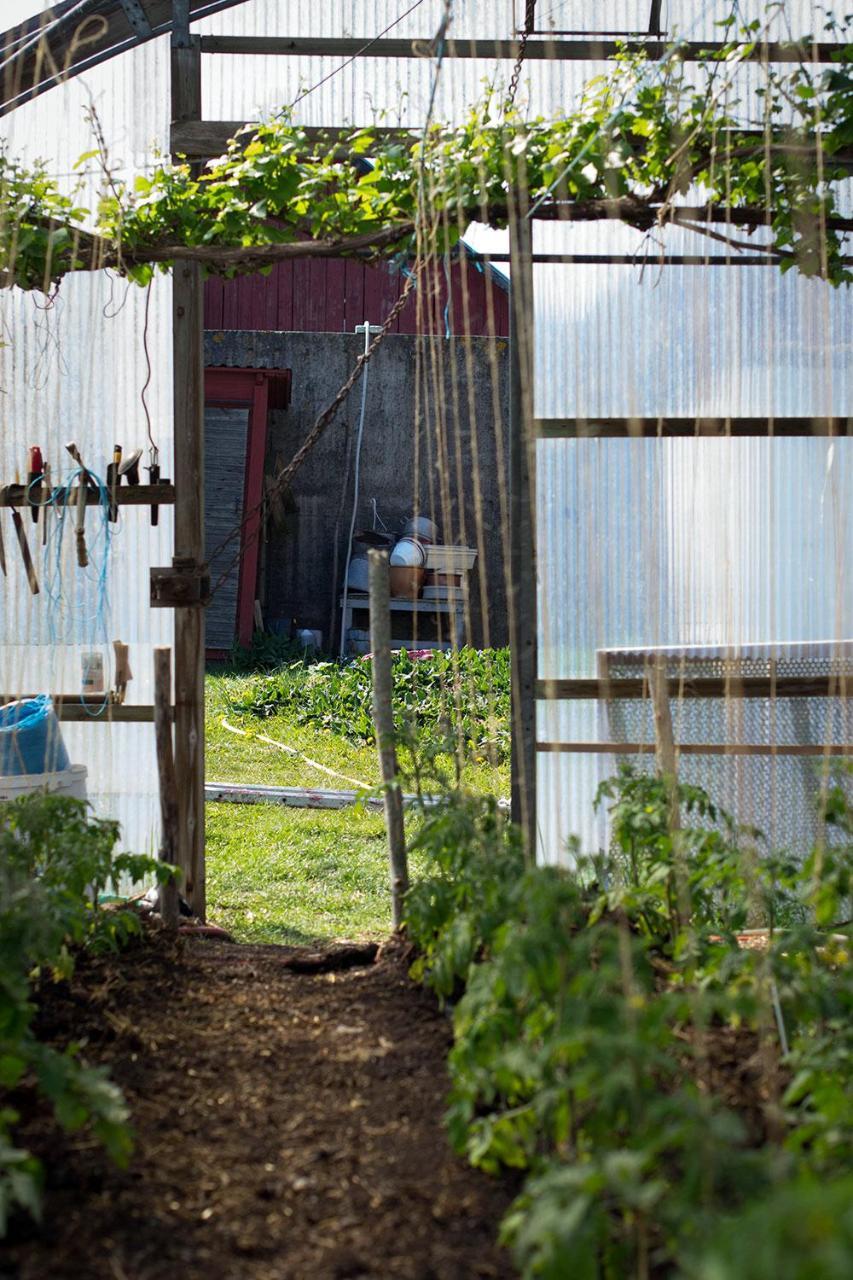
[204,256,509,336]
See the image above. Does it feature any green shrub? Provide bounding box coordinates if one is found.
[405,766,853,1278]
[684,1177,853,1280]
[0,794,175,1234]
[404,790,524,999]
[232,646,511,763]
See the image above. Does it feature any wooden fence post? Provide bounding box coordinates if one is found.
[367,549,408,929]
[154,646,180,929]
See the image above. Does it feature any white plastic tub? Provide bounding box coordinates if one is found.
[0,765,88,803]
[425,545,477,573]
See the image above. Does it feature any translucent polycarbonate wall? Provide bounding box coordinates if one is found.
[533,227,851,864]
[0,16,173,855]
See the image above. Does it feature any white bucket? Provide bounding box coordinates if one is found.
[0,764,88,803]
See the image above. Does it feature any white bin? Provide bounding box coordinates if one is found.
[0,765,88,803]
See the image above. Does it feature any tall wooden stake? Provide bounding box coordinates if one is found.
[648,655,689,928]
[367,549,408,929]
[154,647,180,930]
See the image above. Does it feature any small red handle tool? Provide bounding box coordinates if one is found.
[27,445,43,524]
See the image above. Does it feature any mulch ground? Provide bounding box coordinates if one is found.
[0,933,517,1280]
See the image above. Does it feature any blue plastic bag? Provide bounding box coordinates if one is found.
[0,696,70,776]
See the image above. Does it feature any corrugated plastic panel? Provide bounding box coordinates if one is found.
[532,222,853,419]
[0,18,172,858]
[535,433,851,863]
[193,0,833,127]
[195,0,601,125]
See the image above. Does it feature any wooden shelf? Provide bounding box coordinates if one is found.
[341,593,461,615]
[0,483,175,508]
[0,696,161,722]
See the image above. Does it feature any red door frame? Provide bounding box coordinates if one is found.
[204,367,291,651]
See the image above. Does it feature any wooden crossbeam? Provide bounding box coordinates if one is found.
[534,419,851,439]
[0,696,158,722]
[0,482,175,507]
[198,35,848,64]
[537,741,852,756]
[536,677,848,700]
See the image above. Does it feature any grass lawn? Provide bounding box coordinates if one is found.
[204,672,509,943]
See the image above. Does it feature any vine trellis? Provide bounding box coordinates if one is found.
[1,23,852,295]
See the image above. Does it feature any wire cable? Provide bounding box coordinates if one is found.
[290,0,427,110]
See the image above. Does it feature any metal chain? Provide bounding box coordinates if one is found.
[506,0,537,111]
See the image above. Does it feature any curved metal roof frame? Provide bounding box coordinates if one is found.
[0,0,250,116]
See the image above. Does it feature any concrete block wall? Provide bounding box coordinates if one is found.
[205,330,510,650]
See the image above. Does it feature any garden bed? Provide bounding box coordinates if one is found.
[1,932,516,1280]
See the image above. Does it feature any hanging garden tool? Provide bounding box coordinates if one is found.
[119,448,142,486]
[146,445,161,526]
[9,477,39,594]
[106,443,122,522]
[27,445,43,526]
[112,639,133,704]
[65,440,90,568]
[41,461,51,544]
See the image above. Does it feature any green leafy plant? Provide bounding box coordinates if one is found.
[0,793,175,1234]
[404,789,523,999]
[405,765,853,1277]
[2,14,852,291]
[232,647,511,764]
[684,1175,853,1280]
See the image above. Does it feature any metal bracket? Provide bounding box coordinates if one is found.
[118,0,153,38]
[150,558,210,608]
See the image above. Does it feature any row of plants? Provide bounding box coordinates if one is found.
[0,794,175,1234]
[230,646,511,764]
[2,14,852,290]
[404,766,853,1278]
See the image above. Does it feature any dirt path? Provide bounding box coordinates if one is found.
[2,937,516,1280]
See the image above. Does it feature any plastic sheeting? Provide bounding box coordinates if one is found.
[0,17,172,856]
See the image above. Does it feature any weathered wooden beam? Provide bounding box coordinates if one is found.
[534,418,852,438]
[172,257,206,920]
[154,646,180,928]
[170,118,412,159]
[171,34,206,920]
[198,35,848,64]
[536,676,849,700]
[0,0,246,116]
[0,696,160,722]
[537,741,853,756]
[0,482,175,507]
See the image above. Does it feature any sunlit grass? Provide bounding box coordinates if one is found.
[204,672,509,943]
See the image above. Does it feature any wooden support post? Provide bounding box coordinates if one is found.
[170,28,206,917]
[154,647,180,929]
[367,549,408,930]
[645,655,676,793]
[509,211,537,861]
[172,259,206,919]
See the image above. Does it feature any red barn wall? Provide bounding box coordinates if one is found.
[204,255,509,336]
